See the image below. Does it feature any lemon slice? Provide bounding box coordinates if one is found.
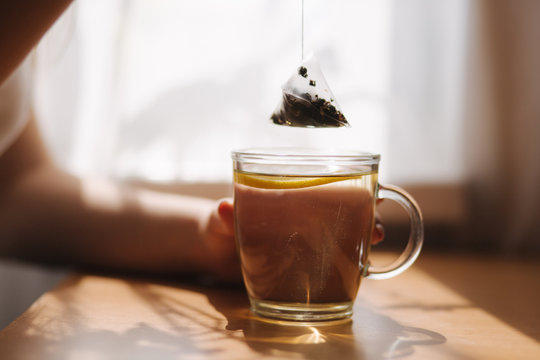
[234,172,357,189]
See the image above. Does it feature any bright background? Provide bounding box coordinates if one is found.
[33,0,467,185]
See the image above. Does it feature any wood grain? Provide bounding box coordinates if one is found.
[0,253,538,359]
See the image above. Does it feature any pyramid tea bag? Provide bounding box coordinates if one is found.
[271,55,349,128]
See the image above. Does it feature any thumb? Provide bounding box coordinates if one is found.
[217,198,234,235]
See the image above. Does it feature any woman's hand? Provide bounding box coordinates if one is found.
[198,199,241,282]
[373,212,385,245]
[199,199,385,282]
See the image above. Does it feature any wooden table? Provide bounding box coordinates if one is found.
[0,253,539,359]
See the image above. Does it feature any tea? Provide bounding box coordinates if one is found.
[234,171,377,307]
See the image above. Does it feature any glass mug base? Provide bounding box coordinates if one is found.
[250,298,354,322]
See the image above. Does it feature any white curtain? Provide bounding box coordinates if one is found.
[386,0,468,184]
[33,0,424,184]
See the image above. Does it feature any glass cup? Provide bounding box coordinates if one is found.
[232,148,423,321]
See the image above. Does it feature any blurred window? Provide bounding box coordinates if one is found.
[34,0,468,185]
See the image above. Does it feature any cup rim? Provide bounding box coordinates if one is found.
[231,147,380,163]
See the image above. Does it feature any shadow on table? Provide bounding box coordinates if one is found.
[205,288,448,360]
[0,276,226,360]
[0,276,449,360]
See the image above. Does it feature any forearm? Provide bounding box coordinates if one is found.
[0,119,214,274]
[0,165,216,274]
[0,0,73,83]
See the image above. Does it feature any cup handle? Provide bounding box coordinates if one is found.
[365,184,424,280]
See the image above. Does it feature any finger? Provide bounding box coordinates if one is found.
[375,211,383,226]
[217,198,234,235]
[372,223,385,245]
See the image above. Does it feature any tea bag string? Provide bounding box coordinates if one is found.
[301,0,304,61]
